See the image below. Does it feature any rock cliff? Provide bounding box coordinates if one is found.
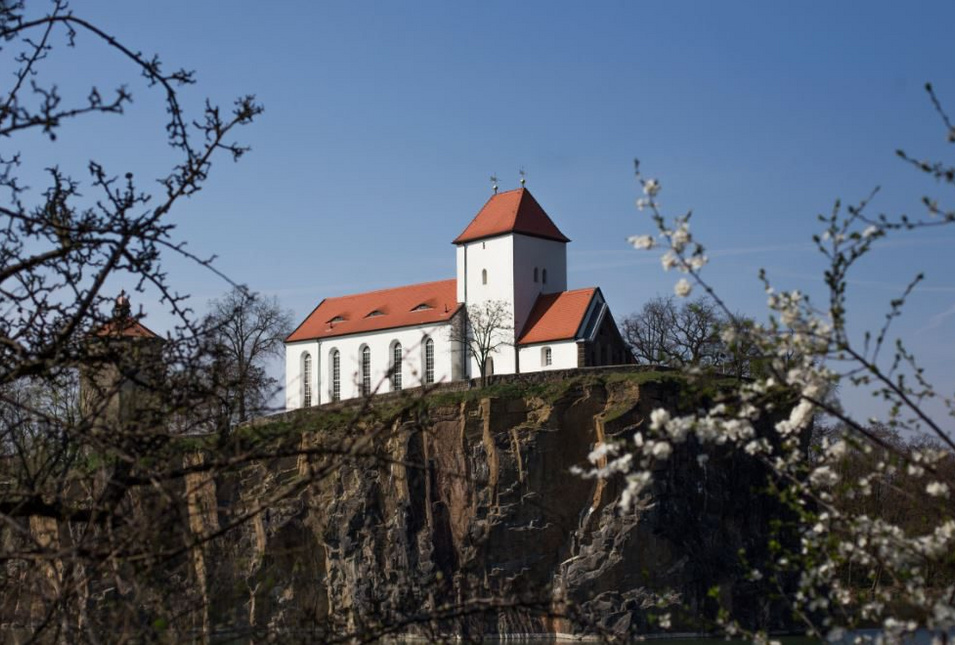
[6,369,794,642]
[182,370,792,640]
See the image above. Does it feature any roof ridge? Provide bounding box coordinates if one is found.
[325,278,455,301]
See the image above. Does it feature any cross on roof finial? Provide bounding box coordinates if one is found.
[490,174,499,194]
[519,168,526,187]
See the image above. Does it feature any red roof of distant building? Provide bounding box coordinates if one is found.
[286,279,461,342]
[95,318,161,339]
[453,188,570,245]
[517,288,596,345]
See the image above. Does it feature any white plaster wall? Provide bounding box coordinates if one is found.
[457,235,518,375]
[455,234,568,377]
[285,322,454,409]
[518,340,579,372]
[285,339,320,409]
[455,245,466,302]
[511,235,568,337]
[458,236,514,312]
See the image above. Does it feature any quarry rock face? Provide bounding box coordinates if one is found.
[8,372,791,640]
[191,374,790,640]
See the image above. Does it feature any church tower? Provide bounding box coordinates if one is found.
[453,188,570,375]
[80,293,165,435]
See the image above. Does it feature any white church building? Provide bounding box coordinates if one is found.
[285,188,631,409]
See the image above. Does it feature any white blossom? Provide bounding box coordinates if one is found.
[927,481,950,498]
[589,162,955,636]
[661,250,678,271]
[650,408,670,431]
[810,465,840,487]
[674,278,692,298]
[651,441,672,460]
[627,234,656,250]
[671,226,690,252]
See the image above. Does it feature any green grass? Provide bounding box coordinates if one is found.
[219,369,699,443]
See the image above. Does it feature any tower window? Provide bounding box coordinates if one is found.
[392,342,403,391]
[424,337,435,384]
[482,269,488,285]
[542,268,548,284]
[534,267,539,282]
[361,346,371,396]
[302,353,312,407]
[330,349,340,402]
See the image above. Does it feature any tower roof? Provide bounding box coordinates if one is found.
[94,293,161,339]
[453,188,570,245]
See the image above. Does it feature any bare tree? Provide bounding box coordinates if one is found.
[672,298,723,366]
[622,296,765,376]
[0,1,264,639]
[202,287,293,427]
[718,314,766,379]
[622,296,723,367]
[449,300,513,387]
[621,296,678,364]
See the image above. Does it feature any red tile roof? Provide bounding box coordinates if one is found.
[95,318,161,339]
[286,279,461,342]
[453,188,570,245]
[517,288,596,345]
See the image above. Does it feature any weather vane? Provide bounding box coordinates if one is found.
[490,174,499,194]
[519,168,526,187]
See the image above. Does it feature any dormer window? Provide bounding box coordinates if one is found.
[365,310,385,318]
[411,303,432,312]
[328,315,346,324]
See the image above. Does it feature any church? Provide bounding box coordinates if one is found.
[284,188,631,409]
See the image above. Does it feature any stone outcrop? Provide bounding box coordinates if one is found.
[8,370,794,641]
[182,372,792,640]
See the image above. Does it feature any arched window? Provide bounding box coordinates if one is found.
[360,346,371,396]
[302,352,312,407]
[542,346,552,367]
[424,337,435,384]
[392,342,403,391]
[330,349,340,402]
[533,267,539,282]
[481,269,488,285]
[542,268,548,284]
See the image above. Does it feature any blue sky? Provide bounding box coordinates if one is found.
[15,1,955,420]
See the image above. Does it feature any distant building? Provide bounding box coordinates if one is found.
[284,188,630,408]
[79,293,165,433]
